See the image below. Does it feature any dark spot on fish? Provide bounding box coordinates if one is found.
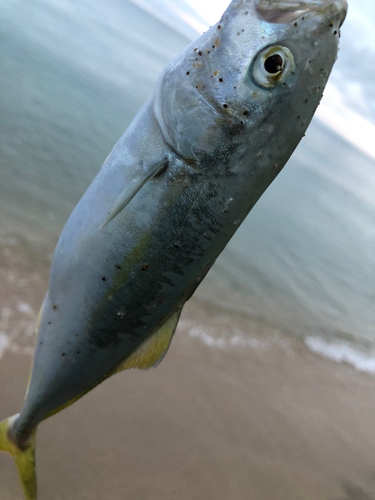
[102,277,106,281]
[198,51,202,56]
[53,303,57,310]
[304,98,309,103]
[242,29,244,32]
[48,322,51,325]
[243,110,249,116]
[207,51,210,54]
[115,264,122,270]
[77,351,80,354]
[186,71,190,75]
[234,86,237,89]
[218,25,221,29]
[61,353,66,356]
[219,78,223,82]
[334,30,337,35]
[240,121,244,125]
[294,22,298,27]
[174,242,180,249]
[39,342,43,345]
[245,11,248,15]
[329,21,333,27]
[257,154,262,158]
[194,48,197,51]
[141,264,149,271]
[223,104,228,108]
[297,115,301,120]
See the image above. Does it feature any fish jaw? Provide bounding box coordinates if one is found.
[254,0,347,25]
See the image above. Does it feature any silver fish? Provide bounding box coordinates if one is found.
[0,0,347,498]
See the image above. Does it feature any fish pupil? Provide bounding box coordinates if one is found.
[264,54,283,74]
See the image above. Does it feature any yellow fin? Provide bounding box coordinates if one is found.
[115,309,182,373]
[0,416,37,500]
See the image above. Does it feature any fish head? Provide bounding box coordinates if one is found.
[155,0,347,171]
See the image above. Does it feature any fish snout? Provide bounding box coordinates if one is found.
[304,0,348,27]
[329,0,348,27]
[311,0,347,31]
[255,0,347,25]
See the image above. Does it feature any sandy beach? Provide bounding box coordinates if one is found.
[1,238,375,500]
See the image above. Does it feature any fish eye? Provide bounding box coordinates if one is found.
[252,45,295,88]
[264,54,284,74]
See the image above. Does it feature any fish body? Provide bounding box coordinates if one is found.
[0,0,347,498]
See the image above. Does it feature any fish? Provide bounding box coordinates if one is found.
[0,0,347,498]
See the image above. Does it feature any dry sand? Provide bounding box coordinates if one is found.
[0,237,375,500]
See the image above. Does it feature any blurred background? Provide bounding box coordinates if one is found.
[0,1,375,499]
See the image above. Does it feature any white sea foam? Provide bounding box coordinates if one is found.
[188,327,227,348]
[182,319,277,351]
[17,302,35,317]
[183,319,375,376]
[0,333,34,359]
[0,333,10,359]
[305,337,375,375]
[0,302,36,359]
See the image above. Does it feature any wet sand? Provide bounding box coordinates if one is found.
[1,239,375,500]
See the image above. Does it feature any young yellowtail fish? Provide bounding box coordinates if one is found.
[0,0,347,498]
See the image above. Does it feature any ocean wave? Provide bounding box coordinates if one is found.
[0,333,34,359]
[180,318,287,351]
[305,336,375,375]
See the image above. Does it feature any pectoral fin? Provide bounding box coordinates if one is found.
[114,309,182,373]
[99,159,167,229]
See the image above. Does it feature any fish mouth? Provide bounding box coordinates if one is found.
[255,0,347,26]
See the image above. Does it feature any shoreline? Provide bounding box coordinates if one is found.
[1,234,374,377]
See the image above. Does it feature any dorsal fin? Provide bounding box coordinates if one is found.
[114,309,182,373]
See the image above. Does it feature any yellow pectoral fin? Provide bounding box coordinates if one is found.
[115,309,182,373]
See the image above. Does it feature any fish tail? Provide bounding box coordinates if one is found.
[0,415,37,500]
